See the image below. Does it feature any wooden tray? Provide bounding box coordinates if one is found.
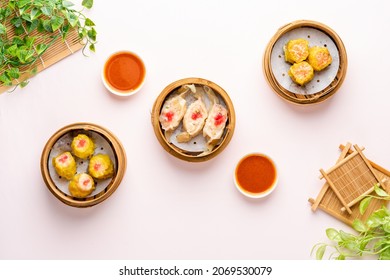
[0,1,83,93]
[41,123,127,208]
[263,20,347,105]
[309,144,390,226]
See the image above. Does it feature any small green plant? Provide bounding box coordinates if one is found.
[312,184,390,260]
[0,0,96,89]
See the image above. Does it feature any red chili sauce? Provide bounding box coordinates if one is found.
[235,154,276,195]
[104,51,145,93]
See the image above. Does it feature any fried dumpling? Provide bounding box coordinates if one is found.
[288,61,314,86]
[284,39,309,64]
[308,46,332,71]
[52,152,77,180]
[159,84,195,141]
[202,87,228,151]
[69,173,95,198]
[71,134,95,159]
[176,92,208,143]
[88,154,114,180]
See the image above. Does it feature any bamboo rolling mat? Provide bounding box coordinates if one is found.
[309,143,390,226]
[0,2,83,93]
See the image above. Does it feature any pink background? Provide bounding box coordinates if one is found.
[1,0,390,259]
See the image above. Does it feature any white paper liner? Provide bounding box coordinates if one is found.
[270,27,340,95]
[48,131,117,198]
[165,85,227,153]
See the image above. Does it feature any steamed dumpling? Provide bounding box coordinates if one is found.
[52,152,77,180]
[288,61,314,86]
[71,134,95,159]
[284,39,309,64]
[176,94,208,143]
[308,46,332,71]
[88,154,114,180]
[203,103,228,148]
[69,173,95,198]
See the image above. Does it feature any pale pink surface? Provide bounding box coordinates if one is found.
[1,0,390,260]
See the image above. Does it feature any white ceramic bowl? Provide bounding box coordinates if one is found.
[234,153,278,199]
[101,50,146,97]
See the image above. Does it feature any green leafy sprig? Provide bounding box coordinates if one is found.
[0,0,96,89]
[312,184,390,260]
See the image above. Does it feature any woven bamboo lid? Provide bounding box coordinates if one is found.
[151,78,235,162]
[40,123,126,208]
[263,20,347,105]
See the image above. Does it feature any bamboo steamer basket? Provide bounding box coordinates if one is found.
[263,20,347,105]
[41,123,126,208]
[151,78,235,162]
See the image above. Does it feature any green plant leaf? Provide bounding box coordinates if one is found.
[89,43,95,52]
[326,228,341,242]
[87,27,96,41]
[6,44,18,56]
[51,15,64,31]
[20,80,29,88]
[85,18,95,27]
[10,17,22,28]
[18,0,32,9]
[359,197,372,215]
[335,254,346,260]
[315,244,326,260]
[374,185,389,197]
[82,0,94,9]
[26,19,39,33]
[62,1,74,8]
[0,73,12,85]
[67,12,78,27]
[30,7,42,20]
[0,23,6,34]
[36,43,48,55]
[352,219,367,233]
[383,221,390,233]
[40,6,52,17]
[24,36,36,48]
[6,67,20,79]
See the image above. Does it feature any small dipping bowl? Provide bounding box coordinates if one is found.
[102,50,146,96]
[234,153,278,199]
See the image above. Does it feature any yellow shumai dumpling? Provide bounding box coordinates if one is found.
[88,154,114,180]
[71,134,95,159]
[52,152,77,180]
[284,39,309,64]
[288,61,314,86]
[308,46,332,71]
[69,173,95,198]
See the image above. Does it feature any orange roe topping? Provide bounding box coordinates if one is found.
[94,163,101,171]
[83,179,90,187]
[165,111,174,122]
[59,154,68,163]
[77,139,86,148]
[191,111,202,120]
[214,113,225,126]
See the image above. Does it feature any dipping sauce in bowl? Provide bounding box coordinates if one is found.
[102,51,146,96]
[234,153,278,198]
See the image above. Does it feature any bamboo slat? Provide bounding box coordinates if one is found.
[309,144,390,226]
[0,2,83,93]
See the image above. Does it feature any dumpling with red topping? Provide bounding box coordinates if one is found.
[88,154,114,180]
[71,134,95,159]
[69,173,95,198]
[203,103,228,150]
[52,151,77,180]
[176,93,208,143]
[159,84,196,140]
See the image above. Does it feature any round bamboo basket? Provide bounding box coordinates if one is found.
[263,20,347,105]
[40,123,127,208]
[151,78,235,162]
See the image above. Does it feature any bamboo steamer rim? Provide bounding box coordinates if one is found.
[151,77,236,162]
[263,20,348,105]
[40,122,127,208]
